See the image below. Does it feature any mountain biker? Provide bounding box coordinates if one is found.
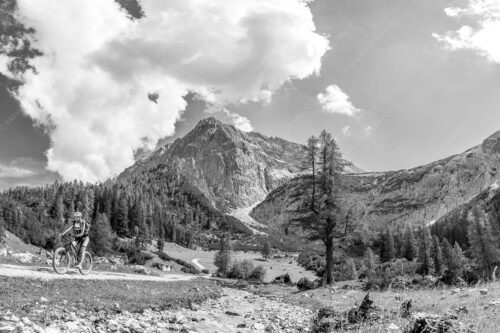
[60,211,90,269]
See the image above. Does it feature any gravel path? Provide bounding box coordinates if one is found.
[0,264,195,282]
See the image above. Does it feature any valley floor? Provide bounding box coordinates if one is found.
[1,263,500,332]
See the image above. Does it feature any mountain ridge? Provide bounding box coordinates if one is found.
[250,129,500,234]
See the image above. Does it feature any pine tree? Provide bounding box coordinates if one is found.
[467,207,500,276]
[261,242,273,261]
[0,214,5,243]
[116,196,129,236]
[417,227,434,275]
[403,226,418,261]
[394,228,405,258]
[431,235,444,276]
[214,236,232,277]
[54,194,64,225]
[441,238,462,278]
[345,257,358,280]
[89,213,113,256]
[157,238,165,252]
[453,242,467,266]
[381,228,396,262]
[364,247,377,278]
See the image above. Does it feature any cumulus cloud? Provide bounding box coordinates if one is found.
[1,0,329,182]
[434,0,500,63]
[317,85,360,116]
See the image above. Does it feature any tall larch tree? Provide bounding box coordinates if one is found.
[290,130,356,285]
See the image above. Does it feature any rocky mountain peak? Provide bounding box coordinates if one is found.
[482,130,500,154]
[121,118,363,212]
[193,117,223,130]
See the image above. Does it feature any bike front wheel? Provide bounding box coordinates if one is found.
[78,252,93,275]
[53,247,70,274]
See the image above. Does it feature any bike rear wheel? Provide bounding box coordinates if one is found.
[53,247,70,274]
[78,252,93,275]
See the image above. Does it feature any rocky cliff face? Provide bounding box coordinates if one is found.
[251,131,500,233]
[122,117,364,212]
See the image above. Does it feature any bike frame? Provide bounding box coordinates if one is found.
[63,238,81,265]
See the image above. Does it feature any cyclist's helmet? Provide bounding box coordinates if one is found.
[73,212,83,219]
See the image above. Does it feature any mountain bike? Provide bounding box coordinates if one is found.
[52,235,93,275]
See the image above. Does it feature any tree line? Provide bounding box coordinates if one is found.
[0,164,251,254]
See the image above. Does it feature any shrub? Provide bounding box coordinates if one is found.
[181,265,202,275]
[261,242,273,260]
[274,273,292,284]
[228,259,255,280]
[363,259,417,291]
[343,258,358,281]
[128,248,147,265]
[250,265,266,282]
[297,277,315,291]
[311,307,338,333]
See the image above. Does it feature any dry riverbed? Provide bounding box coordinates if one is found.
[0,277,312,333]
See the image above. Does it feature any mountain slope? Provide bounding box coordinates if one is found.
[430,181,500,246]
[251,130,500,233]
[121,117,361,212]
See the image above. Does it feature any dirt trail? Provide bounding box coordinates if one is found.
[0,264,195,282]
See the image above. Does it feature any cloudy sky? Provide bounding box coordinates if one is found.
[1,0,499,189]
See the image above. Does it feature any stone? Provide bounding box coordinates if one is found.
[32,324,45,333]
[252,323,265,330]
[387,323,400,331]
[7,315,19,323]
[224,311,240,316]
[40,297,49,303]
[169,313,186,325]
[0,326,15,333]
[480,289,488,295]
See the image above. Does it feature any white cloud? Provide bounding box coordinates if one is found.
[0,165,35,178]
[317,85,360,116]
[434,0,500,63]
[341,125,351,136]
[206,107,254,132]
[1,0,329,182]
